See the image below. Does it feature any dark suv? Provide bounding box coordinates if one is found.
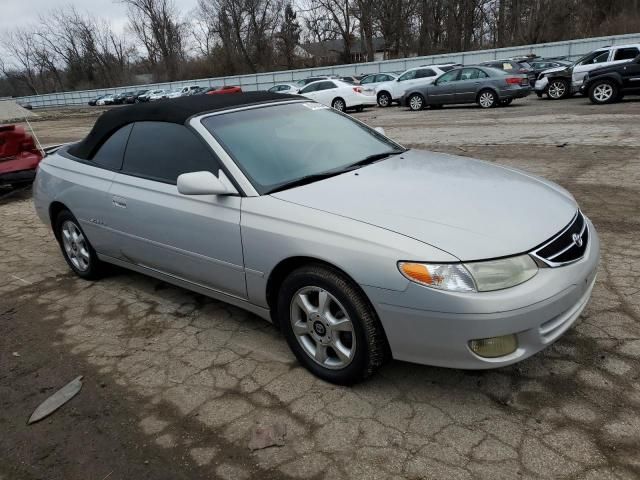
[581,55,640,104]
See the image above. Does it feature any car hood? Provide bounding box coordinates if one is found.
[271,150,577,261]
[541,66,571,75]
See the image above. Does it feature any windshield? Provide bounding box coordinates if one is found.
[573,50,608,66]
[202,102,403,194]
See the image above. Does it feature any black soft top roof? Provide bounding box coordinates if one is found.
[68,91,299,159]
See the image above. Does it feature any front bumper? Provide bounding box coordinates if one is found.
[534,77,549,93]
[364,218,600,369]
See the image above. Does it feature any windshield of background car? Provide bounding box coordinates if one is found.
[574,50,609,66]
[202,102,402,194]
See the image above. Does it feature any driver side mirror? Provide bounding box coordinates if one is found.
[177,170,238,196]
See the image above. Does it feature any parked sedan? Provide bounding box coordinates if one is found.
[401,66,530,110]
[374,64,460,107]
[33,92,598,384]
[268,83,300,94]
[88,95,105,106]
[128,90,150,103]
[479,59,537,86]
[96,94,116,106]
[113,91,136,105]
[148,90,168,101]
[298,79,376,111]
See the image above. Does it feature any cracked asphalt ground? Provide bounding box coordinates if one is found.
[2,96,640,479]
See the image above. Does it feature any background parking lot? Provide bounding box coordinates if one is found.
[2,96,640,480]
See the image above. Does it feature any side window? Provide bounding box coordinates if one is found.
[398,70,417,81]
[122,122,220,184]
[300,83,318,94]
[592,51,610,63]
[416,69,436,78]
[268,86,278,93]
[378,74,393,82]
[436,70,460,84]
[614,48,639,61]
[317,81,336,91]
[460,68,481,80]
[91,124,133,170]
[360,76,374,84]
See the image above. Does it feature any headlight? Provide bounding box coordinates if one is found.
[398,254,538,293]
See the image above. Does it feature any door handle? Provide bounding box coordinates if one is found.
[112,196,127,208]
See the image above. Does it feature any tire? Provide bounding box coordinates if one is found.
[377,91,392,107]
[535,92,543,98]
[500,98,513,106]
[277,264,387,385]
[477,89,497,108]
[546,79,569,100]
[407,93,425,111]
[331,97,346,112]
[54,210,103,280]
[589,79,618,104]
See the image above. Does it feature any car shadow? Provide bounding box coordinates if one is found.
[0,184,33,205]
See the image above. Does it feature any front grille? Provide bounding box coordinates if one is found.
[532,211,588,267]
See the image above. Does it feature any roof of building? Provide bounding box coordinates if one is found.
[68,92,298,159]
[302,37,386,58]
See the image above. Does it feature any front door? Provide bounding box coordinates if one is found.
[426,69,461,104]
[455,68,488,103]
[107,121,247,298]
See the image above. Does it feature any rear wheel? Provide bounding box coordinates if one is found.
[546,79,569,100]
[408,93,425,111]
[589,80,618,104]
[55,210,103,280]
[331,97,346,112]
[478,90,497,108]
[377,91,391,107]
[278,264,387,385]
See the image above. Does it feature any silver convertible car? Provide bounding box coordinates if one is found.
[33,93,599,384]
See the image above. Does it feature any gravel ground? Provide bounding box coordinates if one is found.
[2,95,640,480]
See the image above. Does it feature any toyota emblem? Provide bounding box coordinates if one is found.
[572,233,583,248]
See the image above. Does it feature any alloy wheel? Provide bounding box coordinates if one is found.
[332,99,346,111]
[593,83,613,102]
[479,91,495,108]
[61,220,90,272]
[377,93,390,107]
[409,95,423,111]
[548,81,566,99]
[289,286,356,369]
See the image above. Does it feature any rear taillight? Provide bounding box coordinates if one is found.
[353,87,362,93]
[505,77,522,85]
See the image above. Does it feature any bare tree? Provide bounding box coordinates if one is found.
[122,0,185,81]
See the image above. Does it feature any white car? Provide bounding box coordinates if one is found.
[268,83,300,94]
[298,79,376,112]
[535,44,640,95]
[148,90,168,101]
[358,73,398,95]
[96,94,116,106]
[180,85,201,96]
[374,64,459,107]
[164,89,184,99]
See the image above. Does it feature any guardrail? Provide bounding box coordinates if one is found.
[15,32,640,109]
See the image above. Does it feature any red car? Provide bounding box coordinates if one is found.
[0,125,43,186]
[205,85,242,95]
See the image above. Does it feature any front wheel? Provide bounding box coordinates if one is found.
[278,264,387,385]
[331,97,346,112]
[55,210,103,280]
[546,79,569,100]
[478,90,497,108]
[407,93,425,111]
[589,80,618,104]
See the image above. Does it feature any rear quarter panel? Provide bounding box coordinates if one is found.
[33,152,117,255]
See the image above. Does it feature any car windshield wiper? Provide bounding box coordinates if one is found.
[265,171,346,194]
[346,149,406,170]
[265,149,407,195]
